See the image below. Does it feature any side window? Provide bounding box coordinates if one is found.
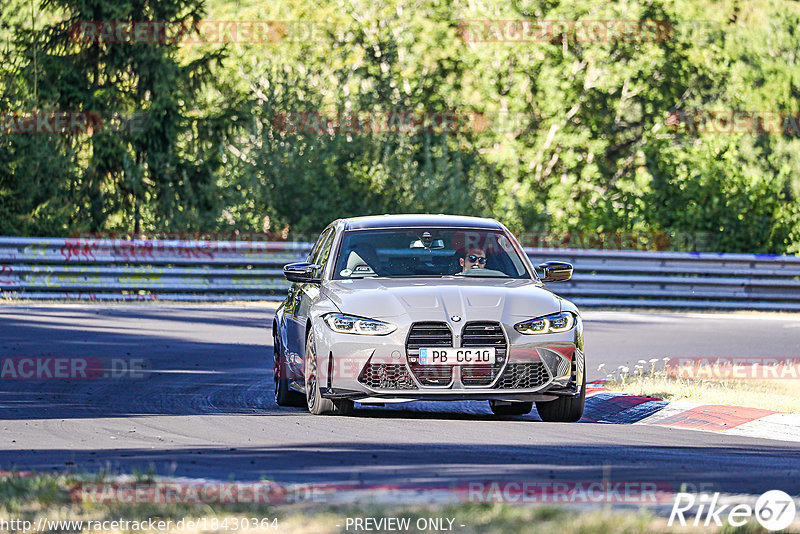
[308,228,334,264]
[316,232,337,269]
[313,230,337,278]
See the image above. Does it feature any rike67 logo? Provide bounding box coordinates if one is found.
[669,490,797,531]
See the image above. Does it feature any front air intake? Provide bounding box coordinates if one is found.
[358,359,417,390]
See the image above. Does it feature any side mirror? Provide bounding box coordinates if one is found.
[538,261,573,282]
[283,262,322,283]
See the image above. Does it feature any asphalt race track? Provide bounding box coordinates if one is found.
[1,305,799,497]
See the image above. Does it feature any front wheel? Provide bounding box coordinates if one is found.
[304,331,354,416]
[535,369,586,422]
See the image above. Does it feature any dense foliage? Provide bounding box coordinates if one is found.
[1,0,799,252]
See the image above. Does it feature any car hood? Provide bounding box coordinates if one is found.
[321,278,563,320]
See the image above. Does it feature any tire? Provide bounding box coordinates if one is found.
[489,401,533,416]
[304,331,354,416]
[274,336,304,407]
[536,368,586,422]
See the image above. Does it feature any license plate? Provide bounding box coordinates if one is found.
[418,347,496,365]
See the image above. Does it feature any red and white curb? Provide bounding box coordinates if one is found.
[585,381,800,442]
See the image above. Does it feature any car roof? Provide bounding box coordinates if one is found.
[340,214,505,231]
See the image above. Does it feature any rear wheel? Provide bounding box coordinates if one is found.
[304,331,354,416]
[536,368,586,422]
[489,400,533,416]
[274,336,304,407]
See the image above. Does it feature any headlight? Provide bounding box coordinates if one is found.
[514,312,575,335]
[323,313,397,335]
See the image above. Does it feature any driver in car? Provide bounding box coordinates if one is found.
[460,248,487,272]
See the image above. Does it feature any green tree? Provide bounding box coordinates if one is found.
[3,0,238,234]
[0,0,81,235]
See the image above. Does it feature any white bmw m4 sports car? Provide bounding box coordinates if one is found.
[273,214,585,421]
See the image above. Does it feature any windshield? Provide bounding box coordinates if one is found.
[332,228,531,279]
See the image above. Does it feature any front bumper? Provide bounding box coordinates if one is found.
[310,317,585,403]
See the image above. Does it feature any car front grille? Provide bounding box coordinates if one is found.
[494,362,550,390]
[406,322,453,386]
[358,361,417,390]
[460,322,506,386]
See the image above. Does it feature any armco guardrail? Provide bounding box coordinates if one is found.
[0,237,310,301]
[0,237,798,309]
[526,248,800,310]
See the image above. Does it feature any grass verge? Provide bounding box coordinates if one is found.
[0,473,782,534]
[600,359,800,413]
